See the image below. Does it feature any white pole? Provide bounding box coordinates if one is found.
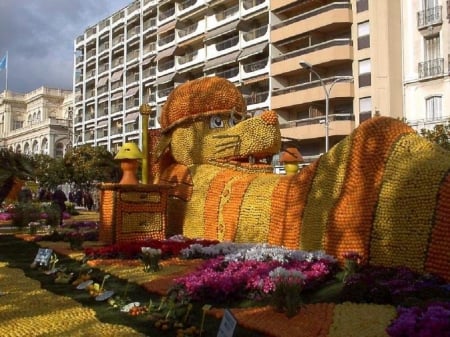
[5,50,8,91]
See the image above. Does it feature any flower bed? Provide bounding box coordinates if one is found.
[21,234,450,337]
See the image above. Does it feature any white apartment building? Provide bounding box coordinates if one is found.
[72,0,449,162]
[0,88,73,158]
[402,0,450,132]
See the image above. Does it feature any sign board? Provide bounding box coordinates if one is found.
[33,248,53,267]
[217,309,237,337]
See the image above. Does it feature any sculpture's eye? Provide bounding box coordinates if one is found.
[229,115,240,127]
[210,115,224,128]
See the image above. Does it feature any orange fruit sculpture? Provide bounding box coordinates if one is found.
[150,76,450,281]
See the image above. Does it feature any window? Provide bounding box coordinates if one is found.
[55,143,65,158]
[356,0,368,12]
[425,95,442,120]
[357,21,370,50]
[423,0,438,10]
[358,59,371,87]
[359,97,372,123]
[425,35,440,61]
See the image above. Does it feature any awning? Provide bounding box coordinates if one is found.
[111,70,124,82]
[98,96,109,104]
[204,50,241,71]
[111,91,123,100]
[243,74,269,86]
[97,120,108,127]
[142,55,155,65]
[125,86,139,98]
[238,42,268,60]
[206,20,240,41]
[156,72,176,85]
[158,20,176,34]
[155,45,177,61]
[97,76,108,87]
[125,112,140,123]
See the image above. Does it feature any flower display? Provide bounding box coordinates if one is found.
[140,247,162,272]
[173,244,337,303]
[270,267,306,317]
[386,302,450,337]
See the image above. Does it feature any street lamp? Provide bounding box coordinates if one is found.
[299,61,353,152]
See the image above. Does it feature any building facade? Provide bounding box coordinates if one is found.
[72,0,448,163]
[0,87,73,158]
[402,0,450,132]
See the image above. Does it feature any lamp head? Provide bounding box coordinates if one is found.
[114,142,143,160]
[299,60,313,70]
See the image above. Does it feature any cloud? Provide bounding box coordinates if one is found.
[0,0,130,93]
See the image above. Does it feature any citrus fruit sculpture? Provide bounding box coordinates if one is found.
[151,76,450,281]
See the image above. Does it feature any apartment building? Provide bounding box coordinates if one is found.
[73,0,405,162]
[0,88,73,158]
[402,0,450,132]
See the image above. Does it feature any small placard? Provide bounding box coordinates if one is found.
[217,309,237,337]
[33,248,53,267]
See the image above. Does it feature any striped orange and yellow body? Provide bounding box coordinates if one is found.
[152,77,450,281]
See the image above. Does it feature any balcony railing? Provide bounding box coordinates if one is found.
[417,6,442,28]
[272,39,352,63]
[245,91,268,105]
[242,25,267,42]
[242,0,265,11]
[179,0,196,11]
[215,66,239,79]
[418,58,444,78]
[279,113,354,129]
[216,35,239,51]
[159,7,175,20]
[178,22,198,37]
[272,2,351,30]
[243,58,267,73]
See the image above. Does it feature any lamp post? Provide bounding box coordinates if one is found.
[299,61,353,153]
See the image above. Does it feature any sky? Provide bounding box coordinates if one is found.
[0,0,132,93]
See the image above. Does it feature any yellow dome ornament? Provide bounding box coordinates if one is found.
[280,147,303,175]
[114,142,144,185]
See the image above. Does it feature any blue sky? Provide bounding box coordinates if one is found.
[0,0,131,93]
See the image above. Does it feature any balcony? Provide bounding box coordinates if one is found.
[271,39,353,76]
[215,66,239,80]
[279,113,355,142]
[158,32,175,47]
[242,25,268,44]
[418,58,444,78]
[242,0,266,16]
[159,6,175,23]
[271,3,352,43]
[144,17,157,31]
[242,58,268,77]
[417,6,442,29]
[271,77,354,110]
[244,90,269,106]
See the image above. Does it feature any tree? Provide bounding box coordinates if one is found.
[0,149,35,204]
[32,154,67,190]
[64,145,121,190]
[420,121,450,151]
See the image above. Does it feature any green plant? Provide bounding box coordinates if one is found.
[41,203,61,228]
[11,202,41,227]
